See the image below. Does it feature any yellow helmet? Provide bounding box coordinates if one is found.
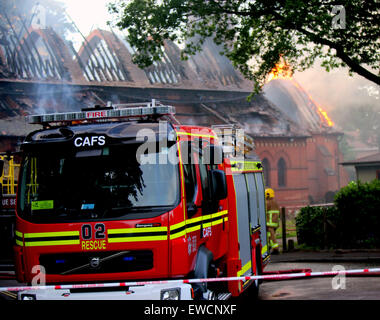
[265,188,275,199]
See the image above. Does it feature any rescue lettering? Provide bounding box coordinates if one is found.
[2,197,16,208]
[74,135,106,147]
[81,240,106,251]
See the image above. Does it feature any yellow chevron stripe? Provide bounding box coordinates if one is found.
[24,240,80,247]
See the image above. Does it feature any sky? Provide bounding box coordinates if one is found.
[60,0,113,36]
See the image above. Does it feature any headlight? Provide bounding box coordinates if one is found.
[20,294,36,300]
[160,288,180,300]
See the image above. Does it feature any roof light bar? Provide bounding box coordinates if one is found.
[27,100,175,125]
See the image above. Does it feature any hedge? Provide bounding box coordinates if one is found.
[296,179,380,249]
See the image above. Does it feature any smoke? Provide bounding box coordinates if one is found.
[293,62,380,113]
[32,82,82,115]
[293,61,380,156]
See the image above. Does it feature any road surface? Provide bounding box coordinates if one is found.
[258,261,380,300]
[1,259,379,300]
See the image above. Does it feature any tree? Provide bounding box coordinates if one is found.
[108,0,380,93]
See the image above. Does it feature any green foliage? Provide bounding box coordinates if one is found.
[296,205,339,248]
[296,180,380,249]
[108,0,380,93]
[334,180,380,247]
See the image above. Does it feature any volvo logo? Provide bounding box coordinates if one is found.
[89,257,100,269]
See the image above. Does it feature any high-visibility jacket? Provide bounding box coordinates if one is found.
[266,198,280,229]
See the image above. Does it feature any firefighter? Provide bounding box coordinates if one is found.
[265,188,280,254]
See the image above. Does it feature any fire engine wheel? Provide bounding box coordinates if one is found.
[192,246,218,300]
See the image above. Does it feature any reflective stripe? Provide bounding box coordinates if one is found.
[108,227,168,243]
[267,222,279,228]
[24,231,80,247]
[170,210,228,240]
[237,260,251,277]
[267,209,279,227]
[25,240,80,247]
[186,215,204,233]
[169,221,187,240]
[24,231,79,238]
[176,132,216,139]
[108,235,167,243]
[261,244,268,256]
[212,216,228,227]
[15,230,23,238]
[19,211,229,246]
[15,231,23,246]
[108,227,167,234]
[15,230,24,247]
[251,225,261,233]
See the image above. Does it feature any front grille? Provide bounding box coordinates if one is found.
[39,250,153,275]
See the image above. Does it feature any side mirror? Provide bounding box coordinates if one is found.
[187,203,198,217]
[210,169,227,200]
[203,145,223,165]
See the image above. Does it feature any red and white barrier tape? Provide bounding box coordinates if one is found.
[1,267,379,292]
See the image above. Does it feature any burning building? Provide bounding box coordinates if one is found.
[0,4,349,210]
[257,60,348,208]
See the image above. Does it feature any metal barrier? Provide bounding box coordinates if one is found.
[0,155,19,195]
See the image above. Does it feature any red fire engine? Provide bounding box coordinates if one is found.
[13,100,270,300]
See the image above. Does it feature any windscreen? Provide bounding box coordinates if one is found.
[18,143,179,222]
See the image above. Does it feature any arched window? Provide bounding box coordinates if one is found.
[277,158,287,187]
[262,158,270,187]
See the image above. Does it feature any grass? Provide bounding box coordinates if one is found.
[275,218,297,239]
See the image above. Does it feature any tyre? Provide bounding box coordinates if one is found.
[192,246,216,300]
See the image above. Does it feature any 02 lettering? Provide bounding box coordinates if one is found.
[81,223,106,251]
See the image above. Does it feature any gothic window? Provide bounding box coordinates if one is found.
[262,158,270,187]
[277,158,287,187]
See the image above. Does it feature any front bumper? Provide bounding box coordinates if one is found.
[18,283,193,300]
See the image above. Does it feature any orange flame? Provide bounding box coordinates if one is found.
[317,106,334,127]
[266,57,293,82]
[266,57,334,127]
[304,90,335,127]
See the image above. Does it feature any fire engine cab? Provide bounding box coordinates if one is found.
[14,100,269,300]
